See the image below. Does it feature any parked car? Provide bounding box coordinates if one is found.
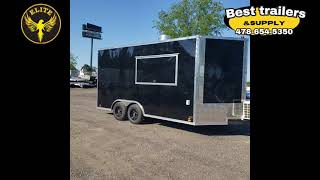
[246,91,250,100]
[70,76,96,88]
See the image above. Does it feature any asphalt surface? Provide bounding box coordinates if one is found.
[70,88,250,180]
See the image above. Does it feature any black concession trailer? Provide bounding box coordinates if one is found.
[97,35,248,125]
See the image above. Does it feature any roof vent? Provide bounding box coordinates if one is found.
[159,34,170,41]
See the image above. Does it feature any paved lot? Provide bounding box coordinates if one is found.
[70,88,250,180]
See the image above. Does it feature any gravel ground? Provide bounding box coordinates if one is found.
[70,88,250,180]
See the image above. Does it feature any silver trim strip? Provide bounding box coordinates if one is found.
[98,35,243,51]
[98,35,200,51]
[98,100,196,125]
[97,105,224,126]
[135,53,179,59]
[97,107,112,111]
[134,82,177,86]
[144,114,195,125]
[241,39,249,101]
[194,121,228,125]
[135,53,179,86]
[202,36,246,41]
[193,37,201,124]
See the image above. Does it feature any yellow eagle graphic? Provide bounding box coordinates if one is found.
[24,14,57,42]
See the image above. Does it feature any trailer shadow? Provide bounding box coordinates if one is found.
[106,113,250,136]
[143,118,250,136]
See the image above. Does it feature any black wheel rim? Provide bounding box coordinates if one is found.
[129,109,138,121]
[114,107,122,117]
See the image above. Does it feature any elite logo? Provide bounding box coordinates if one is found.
[21,4,61,44]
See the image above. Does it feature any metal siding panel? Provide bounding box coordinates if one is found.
[98,39,196,121]
[194,37,245,125]
[203,39,244,103]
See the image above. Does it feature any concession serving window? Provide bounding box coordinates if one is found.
[135,53,179,86]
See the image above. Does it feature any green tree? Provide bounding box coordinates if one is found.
[154,0,226,38]
[246,81,250,87]
[70,53,78,70]
[81,64,93,72]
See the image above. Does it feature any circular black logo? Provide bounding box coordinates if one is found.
[21,4,61,44]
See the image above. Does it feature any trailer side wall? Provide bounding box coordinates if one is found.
[98,39,196,121]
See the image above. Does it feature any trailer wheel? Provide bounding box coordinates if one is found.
[113,102,127,121]
[127,104,144,124]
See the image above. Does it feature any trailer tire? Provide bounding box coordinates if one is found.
[113,102,127,121]
[127,104,144,124]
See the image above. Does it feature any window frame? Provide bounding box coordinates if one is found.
[135,53,179,86]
